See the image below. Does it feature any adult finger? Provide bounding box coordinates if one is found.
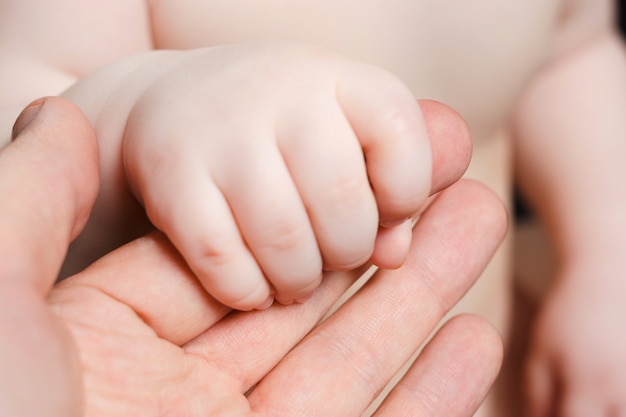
[0,97,99,293]
[230,179,507,411]
[0,97,98,417]
[53,232,232,346]
[374,315,502,417]
[419,99,472,195]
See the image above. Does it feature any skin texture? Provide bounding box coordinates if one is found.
[0,97,504,417]
[2,0,626,414]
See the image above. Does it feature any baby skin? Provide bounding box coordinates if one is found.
[2,0,626,416]
[59,44,433,310]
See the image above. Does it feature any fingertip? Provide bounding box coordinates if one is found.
[446,179,509,245]
[11,98,45,140]
[184,238,274,312]
[369,220,413,269]
[274,273,322,306]
[418,99,472,194]
[212,270,274,312]
[0,96,100,291]
[263,274,322,307]
[255,296,275,310]
[221,283,273,312]
[11,97,100,239]
[445,314,504,375]
[380,314,503,417]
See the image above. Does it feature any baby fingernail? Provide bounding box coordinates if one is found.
[256,296,274,310]
[379,217,410,228]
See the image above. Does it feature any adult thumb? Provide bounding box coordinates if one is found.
[0,96,99,294]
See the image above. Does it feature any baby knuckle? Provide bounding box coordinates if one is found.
[192,237,240,270]
[261,220,311,253]
[379,104,422,142]
[326,175,370,212]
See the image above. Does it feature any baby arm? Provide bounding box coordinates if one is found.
[0,0,152,147]
[62,44,432,310]
[513,0,626,414]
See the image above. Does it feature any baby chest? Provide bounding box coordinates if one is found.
[150,0,563,134]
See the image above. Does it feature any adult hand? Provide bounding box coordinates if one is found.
[0,97,507,416]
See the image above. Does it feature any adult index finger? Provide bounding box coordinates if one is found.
[247,180,507,416]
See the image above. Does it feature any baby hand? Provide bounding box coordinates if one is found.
[525,260,626,416]
[120,44,431,310]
